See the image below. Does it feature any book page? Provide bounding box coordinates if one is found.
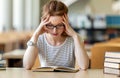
[53,66,79,72]
[33,66,79,72]
[33,67,54,72]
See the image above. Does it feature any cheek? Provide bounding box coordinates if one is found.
[43,26,49,32]
[44,28,52,33]
[59,29,65,34]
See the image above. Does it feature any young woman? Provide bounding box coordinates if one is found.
[23,0,89,70]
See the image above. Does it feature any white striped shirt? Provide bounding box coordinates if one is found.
[37,34,75,68]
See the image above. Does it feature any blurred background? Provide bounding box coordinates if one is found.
[0,0,120,68]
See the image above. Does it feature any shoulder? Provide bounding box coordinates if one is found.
[65,36,74,44]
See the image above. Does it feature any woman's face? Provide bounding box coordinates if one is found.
[44,16,65,37]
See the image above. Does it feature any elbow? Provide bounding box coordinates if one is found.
[80,60,89,70]
[23,59,32,70]
[80,65,89,70]
[24,65,32,70]
[80,66,88,70]
[23,64,32,70]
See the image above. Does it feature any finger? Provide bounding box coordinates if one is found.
[44,20,50,25]
[44,15,50,22]
[41,15,50,22]
[65,14,68,21]
[62,21,68,29]
[62,15,67,22]
[41,15,46,21]
[62,21,65,25]
[41,17,44,21]
[63,14,68,22]
[63,14,68,19]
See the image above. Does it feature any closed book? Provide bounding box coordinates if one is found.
[0,67,6,70]
[33,66,79,73]
[104,62,120,69]
[0,65,6,70]
[105,58,120,63]
[0,60,6,64]
[104,67,120,75]
[105,52,120,59]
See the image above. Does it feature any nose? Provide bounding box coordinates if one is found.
[53,27,57,33]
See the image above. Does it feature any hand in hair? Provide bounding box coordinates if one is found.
[62,14,77,38]
[34,15,50,36]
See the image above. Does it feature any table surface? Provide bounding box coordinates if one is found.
[0,68,119,78]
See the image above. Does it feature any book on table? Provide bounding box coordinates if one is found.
[0,63,6,70]
[104,67,120,75]
[0,60,6,70]
[105,52,120,58]
[105,58,120,63]
[33,66,79,73]
[0,67,6,70]
[104,62,120,75]
[104,62,120,69]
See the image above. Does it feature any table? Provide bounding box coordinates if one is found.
[3,49,25,67]
[0,68,119,78]
[0,31,32,52]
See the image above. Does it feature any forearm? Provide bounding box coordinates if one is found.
[23,34,39,70]
[23,46,38,70]
[73,34,89,70]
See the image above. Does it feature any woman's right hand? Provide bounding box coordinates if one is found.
[30,15,50,43]
[33,15,50,37]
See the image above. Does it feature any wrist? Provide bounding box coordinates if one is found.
[30,34,39,43]
[72,33,78,39]
[27,41,37,46]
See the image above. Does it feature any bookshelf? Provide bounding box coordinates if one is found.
[72,15,120,44]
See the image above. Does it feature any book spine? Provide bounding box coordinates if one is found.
[104,62,120,68]
[105,57,120,59]
[104,67,120,75]
[105,52,120,59]
[105,58,120,63]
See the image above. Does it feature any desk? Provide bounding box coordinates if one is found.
[3,49,25,67]
[0,68,119,78]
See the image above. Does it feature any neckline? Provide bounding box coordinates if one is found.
[44,34,68,48]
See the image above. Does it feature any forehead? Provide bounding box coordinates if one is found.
[49,16,63,25]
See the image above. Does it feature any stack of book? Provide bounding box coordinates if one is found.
[104,52,120,75]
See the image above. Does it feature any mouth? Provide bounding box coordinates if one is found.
[51,33,58,36]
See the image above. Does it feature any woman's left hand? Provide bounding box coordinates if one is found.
[62,14,77,38]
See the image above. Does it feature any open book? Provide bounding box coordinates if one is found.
[33,66,79,73]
